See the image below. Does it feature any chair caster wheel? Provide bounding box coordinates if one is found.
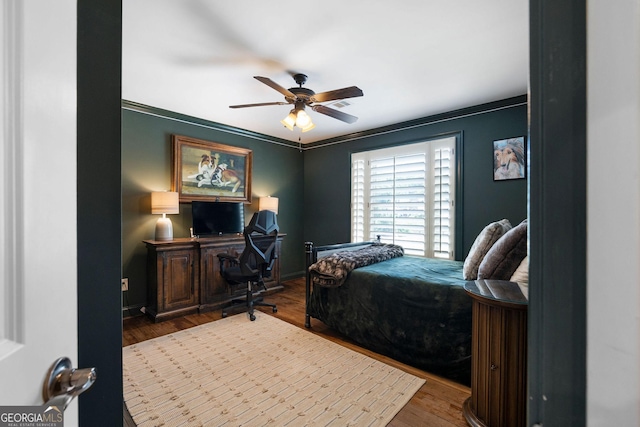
[272,307,277,313]
[249,314,256,321]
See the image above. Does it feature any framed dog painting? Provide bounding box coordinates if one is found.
[493,136,526,181]
[172,134,253,203]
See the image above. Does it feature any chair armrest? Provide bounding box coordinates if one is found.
[263,254,277,277]
[217,253,239,275]
[217,253,238,262]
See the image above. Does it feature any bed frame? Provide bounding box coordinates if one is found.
[304,240,377,328]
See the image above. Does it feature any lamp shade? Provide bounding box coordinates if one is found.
[259,196,279,214]
[151,191,179,214]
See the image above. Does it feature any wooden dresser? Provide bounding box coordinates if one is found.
[143,234,284,322]
[463,279,528,427]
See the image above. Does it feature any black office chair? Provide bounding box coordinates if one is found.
[218,210,279,321]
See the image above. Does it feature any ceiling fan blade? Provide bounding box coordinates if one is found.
[312,105,359,124]
[229,101,289,109]
[310,86,364,103]
[254,76,296,98]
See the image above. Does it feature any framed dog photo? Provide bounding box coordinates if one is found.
[493,136,526,181]
[172,134,253,203]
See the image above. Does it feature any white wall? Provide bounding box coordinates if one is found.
[587,1,640,425]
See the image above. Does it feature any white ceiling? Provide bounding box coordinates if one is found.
[123,0,528,144]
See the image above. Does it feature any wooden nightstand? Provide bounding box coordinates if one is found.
[463,279,528,427]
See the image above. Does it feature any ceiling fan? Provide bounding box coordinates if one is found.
[229,73,364,132]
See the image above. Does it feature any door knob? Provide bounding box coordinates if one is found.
[42,357,96,410]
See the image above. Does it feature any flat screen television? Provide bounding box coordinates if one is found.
[191,201,245,236]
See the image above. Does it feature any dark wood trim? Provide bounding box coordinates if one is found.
[529,0,587,425]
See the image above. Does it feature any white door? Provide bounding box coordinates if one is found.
[0,1,81,425]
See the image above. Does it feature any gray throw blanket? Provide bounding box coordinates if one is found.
[309,243,404,288]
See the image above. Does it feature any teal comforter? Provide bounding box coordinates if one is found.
[307,255,472,384]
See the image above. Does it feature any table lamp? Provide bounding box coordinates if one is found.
[259,196,279,214]
[151,191,179,240]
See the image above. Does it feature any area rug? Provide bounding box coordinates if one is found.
[123,312,425,426]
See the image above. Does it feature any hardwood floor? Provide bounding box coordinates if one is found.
[123,278,470,427]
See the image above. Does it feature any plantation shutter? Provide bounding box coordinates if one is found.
[351,158,366,242]
[431,141,455,258]
[369,152,426,255]
[351,136,456,259]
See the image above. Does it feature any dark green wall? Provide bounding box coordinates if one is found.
[121,107,304,314]
[303,96,528,260]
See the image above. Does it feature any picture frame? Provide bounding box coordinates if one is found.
[493,136,526,181]
[172,134,252,203]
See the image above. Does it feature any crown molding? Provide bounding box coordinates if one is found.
[121,100,301,149]
[122,95,528,151]
[302,95,528,150]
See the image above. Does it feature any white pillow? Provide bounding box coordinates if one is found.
[510,255,529,299]
[463,219,512,280]
[510,255,528,283]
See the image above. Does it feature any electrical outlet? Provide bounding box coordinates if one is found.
[121,278,129,291]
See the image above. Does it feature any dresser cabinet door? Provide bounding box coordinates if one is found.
[200,244,244,305]
[161,249,197,311]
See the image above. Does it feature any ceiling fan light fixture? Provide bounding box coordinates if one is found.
[232,75,363,135]
[295,109,312,128]
[281,110,296,131]
[300,121,315,133]
[282,106,315,132]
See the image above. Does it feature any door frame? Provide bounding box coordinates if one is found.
[77,1,123,426]
[528,0,587,424]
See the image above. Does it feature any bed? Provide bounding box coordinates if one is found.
[304,241,473,384]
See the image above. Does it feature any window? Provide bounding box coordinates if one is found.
[351,136,456,259]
